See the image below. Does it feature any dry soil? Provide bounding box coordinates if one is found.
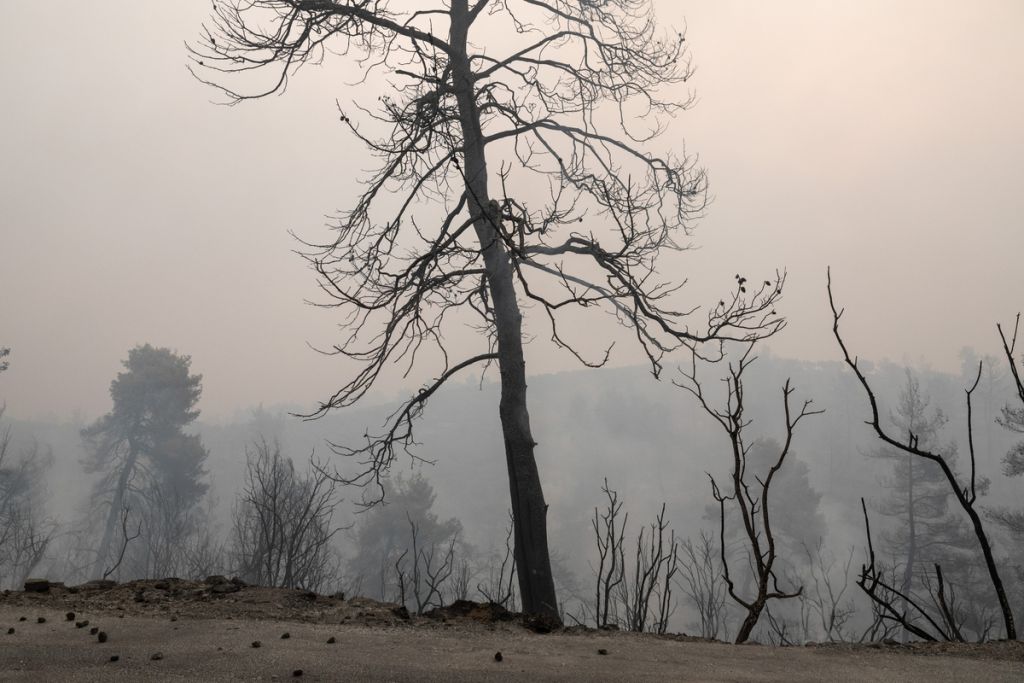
[1,579,1021,682]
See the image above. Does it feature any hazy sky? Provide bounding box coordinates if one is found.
[1,1,1022,420]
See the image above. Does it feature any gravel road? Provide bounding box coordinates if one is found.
[2,605,1023,682]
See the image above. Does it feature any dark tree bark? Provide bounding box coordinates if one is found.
[900,454,915,643]
[447,1,556,617]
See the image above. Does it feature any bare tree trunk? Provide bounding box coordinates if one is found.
[736,595,767,644]
[92,442,138,579]
[901,454,916,644]
[449,1,559,625]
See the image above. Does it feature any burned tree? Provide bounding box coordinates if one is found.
[592,480,626,630]
[392,512,460,614]
[0,408,56,589]
[231,438,344,592]
[866,371,980,641]
[676,344,821,643]
[478,509,518,610]
[800,541,857,643]
[678,531,728,639]
[191,0,783,622]
[990,315,1024,535]
[590,480,679,633]
[348,473,462,603]
[855,498,975,642]
[828,270,1017,640]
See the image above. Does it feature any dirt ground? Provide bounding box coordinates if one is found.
[2,579,1022,682]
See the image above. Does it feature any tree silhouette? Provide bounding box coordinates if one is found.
[867,372,981,641]
[829,270,1016,640]
[82,345,208,579]
[677,344,821,642]
[191,0,784,622]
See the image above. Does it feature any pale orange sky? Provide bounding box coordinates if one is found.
[1,1,1021,420]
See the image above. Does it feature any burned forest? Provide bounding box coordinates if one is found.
[1,1,1022,680]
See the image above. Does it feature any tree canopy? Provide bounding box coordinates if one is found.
[82,344,208,578]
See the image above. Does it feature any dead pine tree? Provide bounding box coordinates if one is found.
[828,269,1017,641]
[676,343,821,643]
[191,1,785,624]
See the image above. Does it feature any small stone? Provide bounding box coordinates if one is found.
[280,632,290,639]
[109,655,119,662]
[292,670,303,677]
[65,612,75,622]
[598,648,609,655]
[326,636,336,644]
[98,631,108,643]
[76,620,89,629]
[90,627,99,635]
[494,651,503,662]
[7,628,14,634]
[150,652,163,661]
[251,640,261,648]
[18,617,26,622]
[170,616,177,622]
[37,617,46,624]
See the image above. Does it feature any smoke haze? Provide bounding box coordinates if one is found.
[1,1,1021,420]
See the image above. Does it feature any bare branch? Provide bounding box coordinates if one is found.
[828,268,1017,640]
[678,346,816,642]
